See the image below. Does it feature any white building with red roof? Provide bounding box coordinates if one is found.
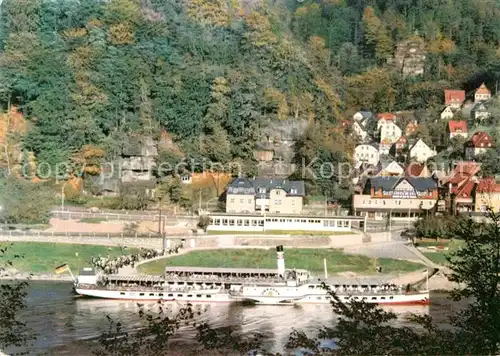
[444,89,465,109]
[448,120,468,139]
[376,112,397,131]
[465,131,494,159]
[474,83,491,103]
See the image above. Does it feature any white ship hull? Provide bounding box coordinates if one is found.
[238,292,429,305]
[75,288,232,303]
[237,284,430,306]
[76,287,429,306]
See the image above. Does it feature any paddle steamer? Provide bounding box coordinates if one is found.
[74,246,430,305]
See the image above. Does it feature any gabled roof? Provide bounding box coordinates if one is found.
[452,161,480,177]
[468,132,494,148]
[471,102,490,113]
[448,120,467,133]
[355,111,373,120]
[227,178,305,197]
[456,181,475,198]
[396,136,407,144]
[444,90,465,105]
[476,82,490,95]
[410,138,431,151]
[477,178,500,193]
[368,177,437,192]
[405,122,418,131]
[377,113,396,121]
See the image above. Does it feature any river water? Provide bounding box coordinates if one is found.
[12,282,460,355]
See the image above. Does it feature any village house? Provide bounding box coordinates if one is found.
[441,161,481,213]
[352,121,369,142]
[377,160,404,177]
[380,121,402,142]
[475,178,500,213]
[440,106,454,120]
[352,177,438,220]
[353,111,373,122]
[471,101,491,121]
[448,120,468,139]
[379,137,394,156]
[409,139,436,163]
[405,121,418,136]
[444,89,465,109]
[465,132,494,160]
[394,136,407,152]
[376,113,397,130]
[474,82,491,103]
[225,178,305,214]
[354,144,380,166]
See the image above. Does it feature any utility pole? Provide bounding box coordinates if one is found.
[61,181,67,212]
[158,203,162,235]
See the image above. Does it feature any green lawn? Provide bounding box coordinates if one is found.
[138,248,423,276]
[207,230,354,236]
[0,242,134,273]
[420,239,465,266]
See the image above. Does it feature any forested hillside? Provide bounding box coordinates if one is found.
[1,0,500,182]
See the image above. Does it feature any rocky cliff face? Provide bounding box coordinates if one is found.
[392,38,426,77]
[91,136,158,195]
[120,136,157,183]
[255,119,308,177]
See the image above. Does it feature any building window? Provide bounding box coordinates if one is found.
[230,198,234,203]
[274,200,282,205]
[258,188,266,193]
[292,200,295,206]
[237,219,243,226]
[290,188,297,194]
[248,199,252,204]
[275,190,281,195]
[240,199,244,204]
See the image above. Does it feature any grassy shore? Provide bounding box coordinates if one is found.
[138,248,423,276]
[418,239,464,266]
[0,242,133,273]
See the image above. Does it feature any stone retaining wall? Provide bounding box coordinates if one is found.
[0,233,363,250]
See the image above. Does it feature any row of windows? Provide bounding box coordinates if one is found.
[212,219,265,227]
[210,218,351,227]
[361,199,434,206]
[229,198,295,206]
[121,292,213,299]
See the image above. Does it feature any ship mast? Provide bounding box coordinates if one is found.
[276,245,285,278]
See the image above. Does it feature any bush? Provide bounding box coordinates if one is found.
[413,214,465,239]
[0,178,54,224]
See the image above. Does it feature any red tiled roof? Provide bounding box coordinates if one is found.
[469,132,494,148]
[448,120,467,133]
[376,113,396,121]
[405,163,424,177]
[456,181,475,197]
[453,161,480,177]
[444,90,465,105]
[397,136,407,144]
[476,83,490,95]
[477,178,500,193]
